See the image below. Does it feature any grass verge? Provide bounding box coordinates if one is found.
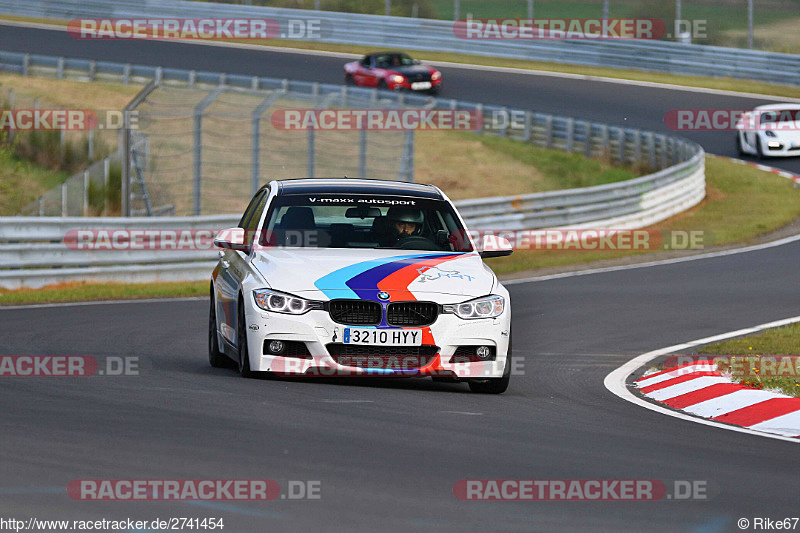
[485,155,800,274]
[2,15,800,99]
[696,322,800,397]
[0,281,207,305]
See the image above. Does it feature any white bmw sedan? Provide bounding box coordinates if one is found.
[209,178,513,393]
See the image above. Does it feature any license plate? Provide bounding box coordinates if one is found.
[411,81,432,90]
[343,328,422,346]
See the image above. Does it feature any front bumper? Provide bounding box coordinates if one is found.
[388,78,442,92]
[243,303,510,379]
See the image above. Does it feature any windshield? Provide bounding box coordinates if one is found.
[258,194,473,252]
[374,53,415,68]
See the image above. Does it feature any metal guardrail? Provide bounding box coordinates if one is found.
[0,0,798,86]
[0,49,705,288]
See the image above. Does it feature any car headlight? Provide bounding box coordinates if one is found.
[389,74,405,84]
[764,130,777,138]
[252,289,322,315]
[443,295,505,319]
[431,71,441,81]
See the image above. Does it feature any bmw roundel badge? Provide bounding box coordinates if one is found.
[377,291,390,301]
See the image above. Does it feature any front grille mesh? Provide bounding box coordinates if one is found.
[329,300,382,326]
[386,302,438,326]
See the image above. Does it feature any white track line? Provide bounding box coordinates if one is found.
[1,19,799,102]
[503,232,800,285]
[604,315,800,444]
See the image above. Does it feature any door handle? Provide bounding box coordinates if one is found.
[221,259,230,269]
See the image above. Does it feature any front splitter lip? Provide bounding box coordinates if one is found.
[262,353,506,379]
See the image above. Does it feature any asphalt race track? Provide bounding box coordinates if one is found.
[1,22,800,533]
[1,23,800,175]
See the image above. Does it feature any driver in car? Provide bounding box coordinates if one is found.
[387,207,429,247]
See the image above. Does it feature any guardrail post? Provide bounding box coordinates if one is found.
[38,197,44,216]
[634,131,642,165]
[359,129,367,179]
[565,118,574,152]
[251,90,283,196]
[7,89,14,144]
[307,126,315,179]
[281,79,289,92]
[398,130,414,182]
[189,70,196,88]
[660,136,668,169]
[123,64,131,85]
[155,67,163,85]
[22,53,29,76]
[251,76,259,91]
[600,124,609,158]
[104,158,110,216]
[523,111,532,142]
[57,57,64,79]
[498,107,508,138]
[121,80,159,217]
[646,132,656,169]
[583,121,592,157]
[88,128,94,161]
[88,60,96,81]
[193,87,224,215]
[670,138,678,166]
[61,182,67,216]
[617,128,626,164]
[476,104,484,134]
[60,130,66,163]
[545,116,553,149]
[219,73,226,86]
[312,82,320,98]
[83,170,90,216]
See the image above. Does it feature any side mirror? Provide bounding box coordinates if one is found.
[478,234,513,259]
[214,227,252,253]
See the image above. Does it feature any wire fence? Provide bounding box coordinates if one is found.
[126,85,413,216]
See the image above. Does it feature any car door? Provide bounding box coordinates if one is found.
[364,55,386,87]
[215,189,267,346]
[354,55,374,86]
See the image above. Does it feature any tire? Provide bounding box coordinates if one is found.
[237,297,255,378]
[756,135,765,160]
[377,80,387,91]
[208,286,228,368]
[468,332,512,394]
[345,74,355,86]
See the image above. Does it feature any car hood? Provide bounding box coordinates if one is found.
[252,248,494,301]
[387,64,434,76]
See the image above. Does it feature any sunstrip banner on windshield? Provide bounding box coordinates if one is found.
[314,253,464,302]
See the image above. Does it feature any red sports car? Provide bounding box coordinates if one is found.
[344,52,442,94]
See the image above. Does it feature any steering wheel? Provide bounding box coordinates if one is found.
[398,236,439,250]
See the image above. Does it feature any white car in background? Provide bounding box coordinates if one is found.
[736,103,800,158]
[209,178,514,394]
